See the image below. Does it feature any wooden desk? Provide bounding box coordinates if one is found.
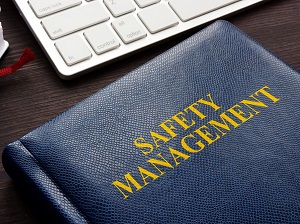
[0,0,299,223]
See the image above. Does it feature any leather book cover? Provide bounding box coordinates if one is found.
[2,21,300,223]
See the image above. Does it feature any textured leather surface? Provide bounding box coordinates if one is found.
[3,20,300,223]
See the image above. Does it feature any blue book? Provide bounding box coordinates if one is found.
[3,21,300,223]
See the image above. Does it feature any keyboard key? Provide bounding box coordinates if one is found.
[42,1,109,39]
[104,0,136,17]
[169,0,239,22]
[112,15,147,44]
[134,0,160,8]
[29,0,82,18]
[84,24,120,55]
[138,4,178,34]
[55,35,92,65]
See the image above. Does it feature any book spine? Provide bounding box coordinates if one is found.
[2,140,88,224]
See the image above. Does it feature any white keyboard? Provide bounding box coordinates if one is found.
[12,0,264,79]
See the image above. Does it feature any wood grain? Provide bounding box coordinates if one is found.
[0,0,299,223]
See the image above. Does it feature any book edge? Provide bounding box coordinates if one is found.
[2,140,89,224]
[219,20,300,75]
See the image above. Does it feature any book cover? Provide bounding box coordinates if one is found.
[2,20,300,223]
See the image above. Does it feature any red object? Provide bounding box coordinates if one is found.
[0,48,36,77]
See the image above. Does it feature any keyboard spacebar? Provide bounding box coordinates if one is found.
[169,0,239,22]
[42,1,110,40]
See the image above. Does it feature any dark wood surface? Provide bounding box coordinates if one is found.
[0,0,299,223]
